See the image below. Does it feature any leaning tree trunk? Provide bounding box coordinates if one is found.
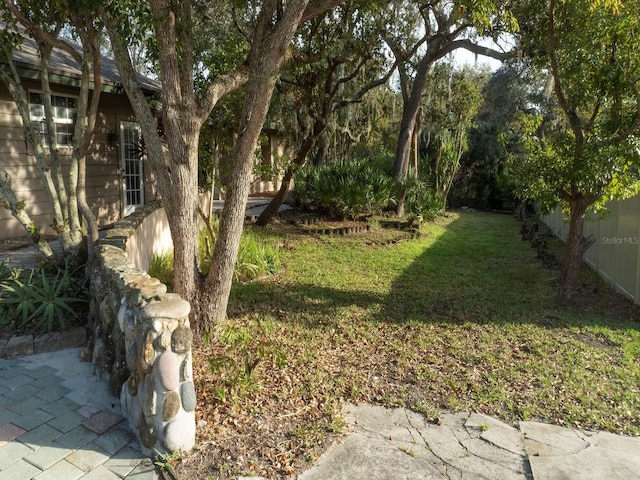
[393,109,417,218]
[256,127,322,226]
[556,197,595,305]
[199,74,279,333]
[0,169,54,258]
[255,172,293,227]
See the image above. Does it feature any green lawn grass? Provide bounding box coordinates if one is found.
[188,211,640,477]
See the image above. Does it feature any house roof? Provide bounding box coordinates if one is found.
[6,30,159,93]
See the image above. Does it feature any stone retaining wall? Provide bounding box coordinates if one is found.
[88,203,196,455]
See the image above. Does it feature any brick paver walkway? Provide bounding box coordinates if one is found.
[0,348,158,480]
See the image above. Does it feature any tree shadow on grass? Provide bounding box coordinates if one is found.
[230,212,640,333]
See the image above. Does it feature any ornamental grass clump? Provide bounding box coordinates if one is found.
[149,222,280,289]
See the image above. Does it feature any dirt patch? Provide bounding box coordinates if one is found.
[174,339,345,479]
[560,330,619,350]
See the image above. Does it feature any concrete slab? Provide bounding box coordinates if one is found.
[300,404,532,480]
[3,374,34,390]
[46,410,85,433]
[0,422,26,446]
[520,421,589,456]
[16,424,62,450]
[65,444,110,472]
[93,425,135,455]
[78,465,122,480]
[12,409,54,431]
[521,421,640,480]
[82,411,124,435]
[53,426,98,450]
[32,459,84,480]
[0,458,42,480]
[244,202,293,219]
[125,459,160,479]
[5,385,42,405]
[0,440,34,469]
[465,413,526,456]
[5,395,45,416]
[23,442,73,470]
[104,446,150,477]
[34,384,71,403]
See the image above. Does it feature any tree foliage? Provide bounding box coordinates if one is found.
[255,0,396,226]
[101,0,348,335]
[451,65,535,210]
[420,64,485,210]
[510,0,640,303]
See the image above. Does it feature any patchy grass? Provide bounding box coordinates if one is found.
[178,211,640,480]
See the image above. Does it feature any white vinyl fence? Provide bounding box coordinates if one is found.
[542,195,640,305]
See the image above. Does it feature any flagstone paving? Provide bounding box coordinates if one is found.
[0,348,159,480]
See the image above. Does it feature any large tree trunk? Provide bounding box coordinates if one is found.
[393,109,417,217]
[198,75,278,334]
[256,174,293,227]
[556,197,595,305]
[393,59,431,217]
[196,0,313,334]
[256,127,322,226]
[314,132,329,166]
[164,136,201,308]
[105,1,348,337]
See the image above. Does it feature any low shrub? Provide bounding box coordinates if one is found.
[149,251,175,291]
[234,230,280,282]
[404,178,445,220]
[294,160,397,219]
[0,261,88,334]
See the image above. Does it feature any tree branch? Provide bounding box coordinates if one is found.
[301,0,347,23]
[548,0,584,147]
[196,65,249,121]
[437,38,514,62]
[335,57,399,111]
[102,9,167,175]
[619,82,640,140]
[2,0,82,63]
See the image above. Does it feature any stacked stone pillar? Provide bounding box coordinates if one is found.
[119,296,196,453]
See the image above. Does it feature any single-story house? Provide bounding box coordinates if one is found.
[0,32,159,240]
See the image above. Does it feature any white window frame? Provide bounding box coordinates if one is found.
[28,91,77,147]
[120,121,144,216]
